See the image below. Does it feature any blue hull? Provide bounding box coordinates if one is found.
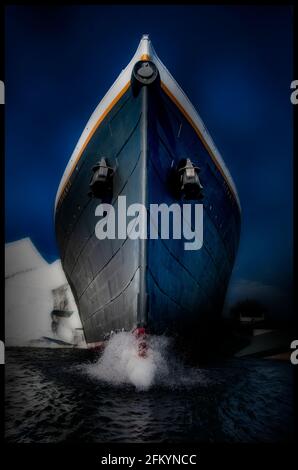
[55,79,241,346]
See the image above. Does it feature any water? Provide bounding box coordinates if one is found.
[5,333,294,443]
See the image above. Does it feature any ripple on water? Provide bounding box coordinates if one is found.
[5,344,294,443]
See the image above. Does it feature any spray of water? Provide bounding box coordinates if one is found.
[86,332,209,391]
[87,332,166,391]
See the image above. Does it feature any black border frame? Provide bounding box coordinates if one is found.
[1,2,297,464]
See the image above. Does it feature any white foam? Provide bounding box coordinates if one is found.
[87,332,160,391]
[86,332,209,391]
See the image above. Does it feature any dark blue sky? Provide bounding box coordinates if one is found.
[5,5,293,310]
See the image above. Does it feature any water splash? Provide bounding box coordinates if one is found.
[86,332,165,390]
[86,332,209,391]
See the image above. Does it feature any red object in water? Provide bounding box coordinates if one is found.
[133,327,148,357]
[134,327,146,338]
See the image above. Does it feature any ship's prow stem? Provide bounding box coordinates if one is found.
[138,34,152,61]
[137,84,149,329]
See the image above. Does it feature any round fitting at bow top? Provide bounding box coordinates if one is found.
[132,60,159,86]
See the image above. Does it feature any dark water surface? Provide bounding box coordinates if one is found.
[5,347,294,443]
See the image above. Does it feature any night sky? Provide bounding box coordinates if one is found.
[5,5,293,318]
